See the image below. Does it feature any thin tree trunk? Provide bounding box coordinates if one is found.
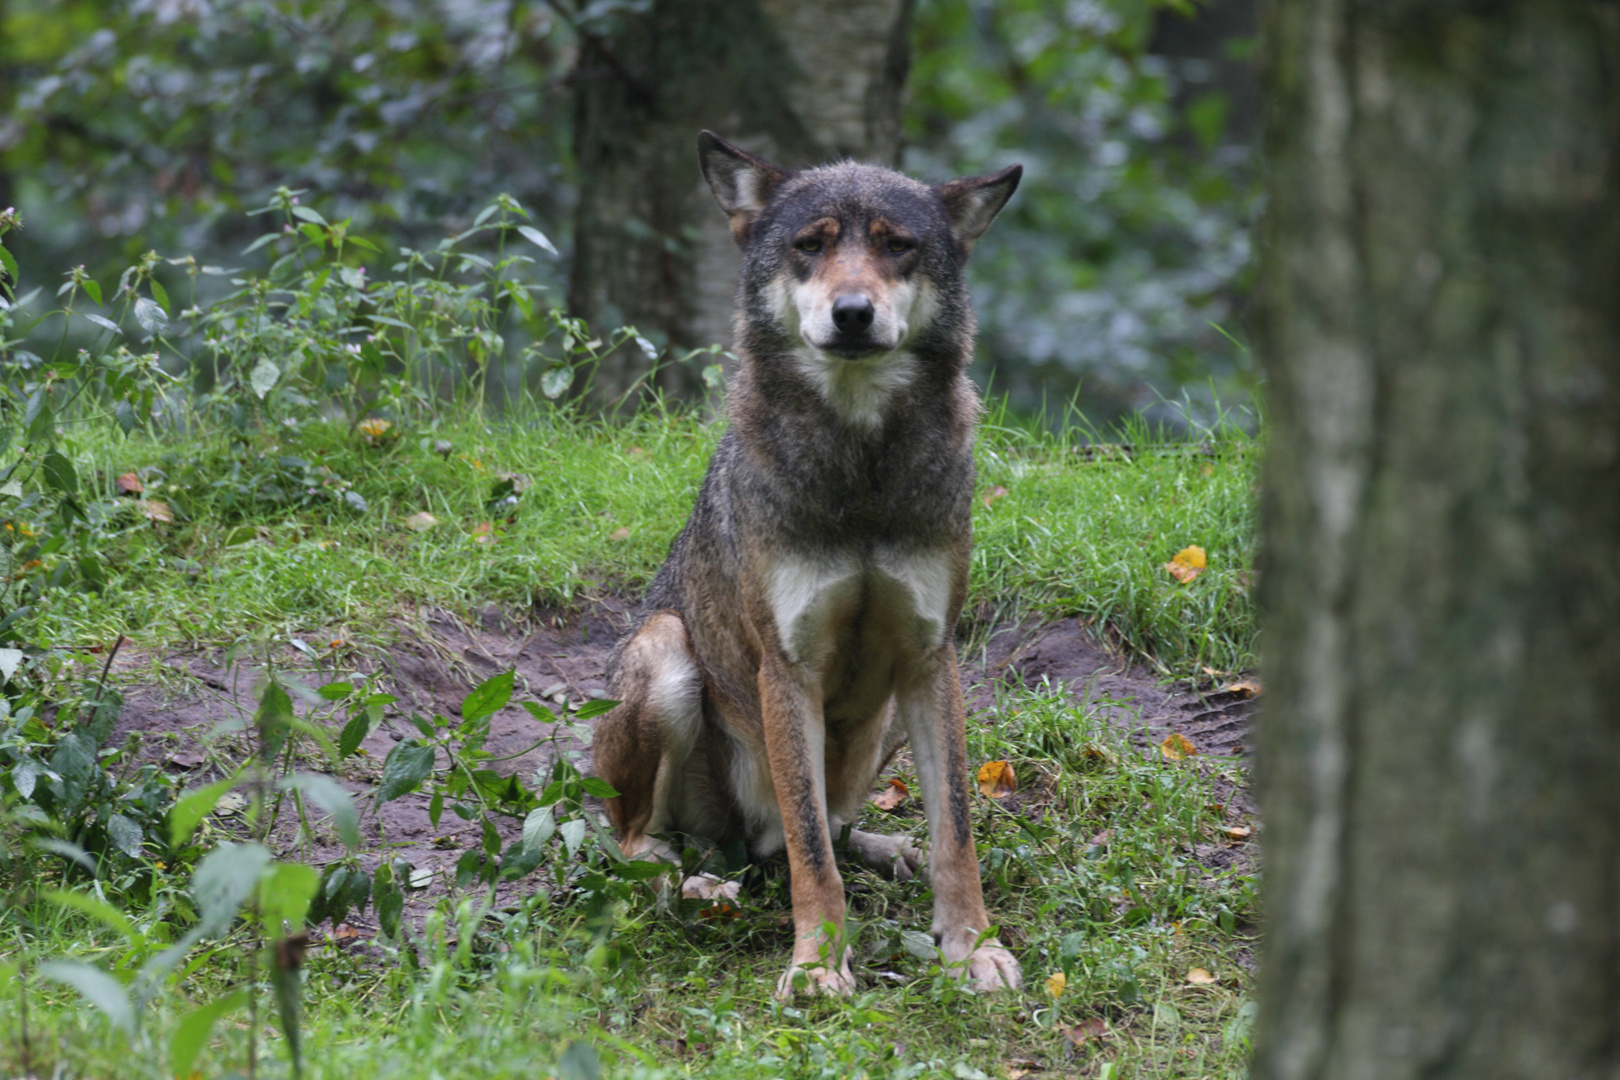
[568,0,913,409]
[1252,3,1620,1078]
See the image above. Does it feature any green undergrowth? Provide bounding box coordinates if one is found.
[3,680,1257,1080]
[55,400,1257,677]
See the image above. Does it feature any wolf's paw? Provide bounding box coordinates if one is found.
[680,873,741,903]
[963,945,1022,992]
[774,959,856,1000]
[847,829,923,881]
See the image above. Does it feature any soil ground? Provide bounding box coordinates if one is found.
[110,603,1258,945]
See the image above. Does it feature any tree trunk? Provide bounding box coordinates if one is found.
[568,0,914,409]
[1251,2,1620,1078]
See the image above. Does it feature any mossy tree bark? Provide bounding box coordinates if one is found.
[1252,2,1620,1077]
[568,0,914,409]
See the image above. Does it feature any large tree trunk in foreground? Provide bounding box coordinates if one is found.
[569,0,914,408]
[1252,2,1620,1077]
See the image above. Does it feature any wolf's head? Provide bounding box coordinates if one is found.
[698,132,1019,425]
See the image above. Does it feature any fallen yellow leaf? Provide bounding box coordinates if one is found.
[976,759,1017,798]
[981,484,1009,508]
[1164,544,1207,583]
[1160,732,1197,762]
[1223,825,1252,841]
[1223,677,1262,698]
[470,521,497,545]
[1186,967,1218,986]
[139,499,173,524]
[403,512,440,532]
[1046,971,1067,999]
[609,526,632,541]
[870,778,909,811]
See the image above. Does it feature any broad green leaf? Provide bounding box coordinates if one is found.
[374,742,435,806]
[0,647,23,682]
[192,841,272,938]
[170,988,249,1080]
[291,204,329,226]
[0,243,17,285]
[461,670,514,726]
[43,889,143,954]
[541,365,573,399]
[259,861,319,937]
[37,961,135,1037]
[133,297,168,334]
[40,449,77,494]
[106,812,144,858]
[555,1040,601,1080]
[279,772,361,850]
[29,837,96,873]
[250,357,280,398]
[81,278,103,306]
[572,698,619,720]
[12,756,40,798]
[521,700,557,724]
[169,777,239,847]
[337,712,370,759]
[374,860,405,939]
[559,817,586,858]
[579,776,618,799]
[316,681,353,701]
[522,805,555,852]
[517,225,558,256]
[147,278,171,315]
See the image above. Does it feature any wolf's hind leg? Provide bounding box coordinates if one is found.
[593,612,739,901]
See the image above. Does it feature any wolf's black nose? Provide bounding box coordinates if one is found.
[832,294,875,333]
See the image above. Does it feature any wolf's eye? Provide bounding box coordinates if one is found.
[796,238,823,253]
[885,237,913,254]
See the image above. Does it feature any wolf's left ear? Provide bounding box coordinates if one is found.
[698,131,790,248]
[937,165,1023,259]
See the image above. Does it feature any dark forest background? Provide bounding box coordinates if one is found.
[0,0,1260,427]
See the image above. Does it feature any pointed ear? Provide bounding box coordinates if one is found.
[698,131,790,247]
[936,164,1022,258]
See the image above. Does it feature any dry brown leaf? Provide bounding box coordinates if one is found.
[139,499,173,524]
[976,759,1016,799]
[403,512,440,532]
[1223,825,1252,841]
[1186,967,1218,986]
[1062,1018,1109,1046]
[1160,732,1197,762]
[115,472,144,494]
[1045,971,1067,999]
[1085,828,1112,850]
[609,526,632,541]
[1164,544,1207,583]
[627,446,647,459]
[981,484,1010,508]
[1005,1059,1042,1079]
[870,778,909,811]
[470,521,497,545]
[1223,677,1263,698]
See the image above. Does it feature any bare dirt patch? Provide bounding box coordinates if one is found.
[110,602,1257,945]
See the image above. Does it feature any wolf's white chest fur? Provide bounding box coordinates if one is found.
[766,548,955,668]
[791,348,920,431]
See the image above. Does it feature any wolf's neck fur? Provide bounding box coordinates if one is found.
[789,346,921,431]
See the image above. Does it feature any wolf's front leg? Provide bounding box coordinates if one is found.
[759,654,854,998]
[901,645,1023,991]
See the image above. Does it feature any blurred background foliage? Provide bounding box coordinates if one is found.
[0,0,1259,428]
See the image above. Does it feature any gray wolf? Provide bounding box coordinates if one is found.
[592,131,1023,997]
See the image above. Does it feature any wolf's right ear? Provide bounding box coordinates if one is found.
[698,131,789,248]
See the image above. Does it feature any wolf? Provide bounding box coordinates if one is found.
[591,131,1023,997]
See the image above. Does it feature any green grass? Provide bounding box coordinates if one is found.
[58,400,1256,676]
[3,681,1257,1080]
[2,398,1260,1079]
